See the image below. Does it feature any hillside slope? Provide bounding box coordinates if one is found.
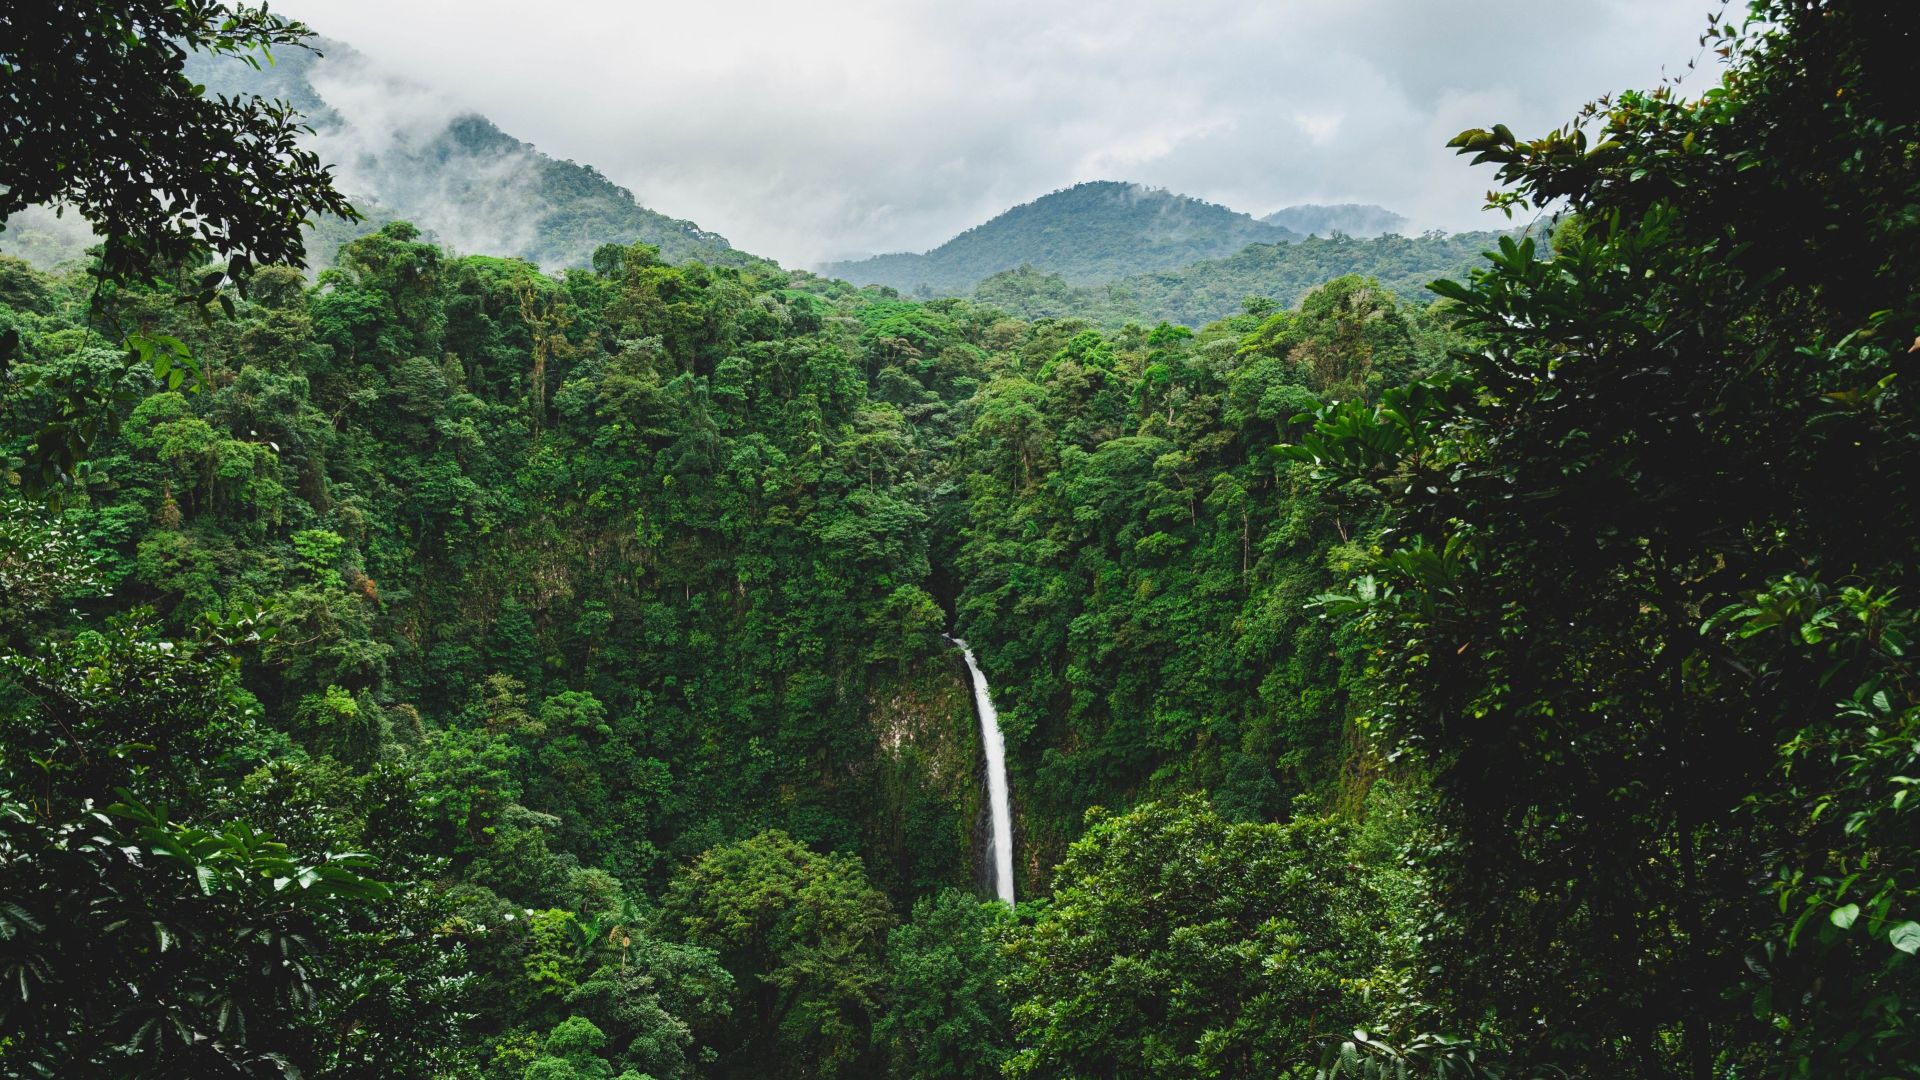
[1261,203,1409,238]
[973,229,1514,327]
[819,181,1299,294]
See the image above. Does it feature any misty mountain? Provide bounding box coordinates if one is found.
[971,229,1516,328]
[1261,203,1411,238]
[0,39,757,273]
[209,39,763,271]
[817,181,1302,295]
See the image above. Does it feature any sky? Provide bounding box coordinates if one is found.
[276,0,1722,268]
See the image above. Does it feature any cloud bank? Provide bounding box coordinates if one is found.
[278,0,1719,268]
[301,51,553,259]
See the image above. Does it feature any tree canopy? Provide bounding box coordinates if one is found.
[1291,0,1920,1072]
[4,1,1918,1077]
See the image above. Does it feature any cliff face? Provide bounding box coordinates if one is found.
[861,652,988,900]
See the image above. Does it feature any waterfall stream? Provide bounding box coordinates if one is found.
[951,637,1015,905]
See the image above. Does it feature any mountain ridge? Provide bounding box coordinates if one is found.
[818,180,1302,295]
[193,39,759,271]
[970,227,1518,327]
[1261,203,1410,238]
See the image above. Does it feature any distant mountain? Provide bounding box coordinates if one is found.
[1260,204,1409,238]
[819,181,1300,295]
[0,39,758,273]
[972,230,1516,328]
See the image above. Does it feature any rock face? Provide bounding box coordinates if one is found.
[861,653,986,897]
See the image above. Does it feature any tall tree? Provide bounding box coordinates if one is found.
[876,889,1015,1080]
[0,0,357,492]
[1003,799,1389,1079]
[1291,1,1920,1073]
[0,0,355,286]
[659,831,895,1079]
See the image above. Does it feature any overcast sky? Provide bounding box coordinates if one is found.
[277,0,1720,268]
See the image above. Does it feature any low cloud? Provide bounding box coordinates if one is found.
[278,0,1718,268]
[302,50,552,260]
[0,203,111,271]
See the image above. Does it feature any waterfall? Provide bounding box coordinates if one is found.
[950,637,1015,905]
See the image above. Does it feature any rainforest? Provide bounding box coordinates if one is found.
[1,1,1917,1078]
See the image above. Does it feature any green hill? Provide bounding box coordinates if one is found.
[1261,203,1409,237]
[972,229,1515,326]
[312,109,757,270]
[818,180,1299,294]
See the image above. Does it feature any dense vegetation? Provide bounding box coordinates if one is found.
[3,1,1917,1077]
[972,228,1516,328]
[0,0,357,288]
[819,182,1300,295]
[1291,1,1920,1071]
[950,272,1460,875]
[0,220,1414,1073]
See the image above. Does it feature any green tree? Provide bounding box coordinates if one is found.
[659,830,895,1078]
[1236,274,1430,400]
[0,0,355,284]
[564,936,735,1080]
[1290,1,1920,1073]
[523,1016,632,1080]
[0,0,359,493]
[0,590,452,1074]
[1002,798,1389,1079]
[876,889,1015,1080]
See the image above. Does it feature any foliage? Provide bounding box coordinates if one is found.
[1292,0,1920,1073]
[0,0,357,287]
[21,7,1916,1070]
[0,0,364,498]
[1003,798,1391,1079]
[876,889,1016,1079]
[0,793,402,1076]
[971,229,1516,328]
[0,491,103,629]
[659,830,896,1078]
[1,224,1032,1074]
[0,572,458,1076]
[954,280,1459,874]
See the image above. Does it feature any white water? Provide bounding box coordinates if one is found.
[951,637,1014,905]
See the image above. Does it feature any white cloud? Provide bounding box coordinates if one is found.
[302,51,552,258]
[276,0,1719,267]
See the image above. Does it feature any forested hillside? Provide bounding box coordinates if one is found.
[972,228,1512,327]
[4,1,1918,1078]
[1261,203,1408,238]
[0,223,1423,1074]
[817,186,1480,327]
[818,181,1299,295]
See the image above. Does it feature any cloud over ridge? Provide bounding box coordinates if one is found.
[278,0,1714,268]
